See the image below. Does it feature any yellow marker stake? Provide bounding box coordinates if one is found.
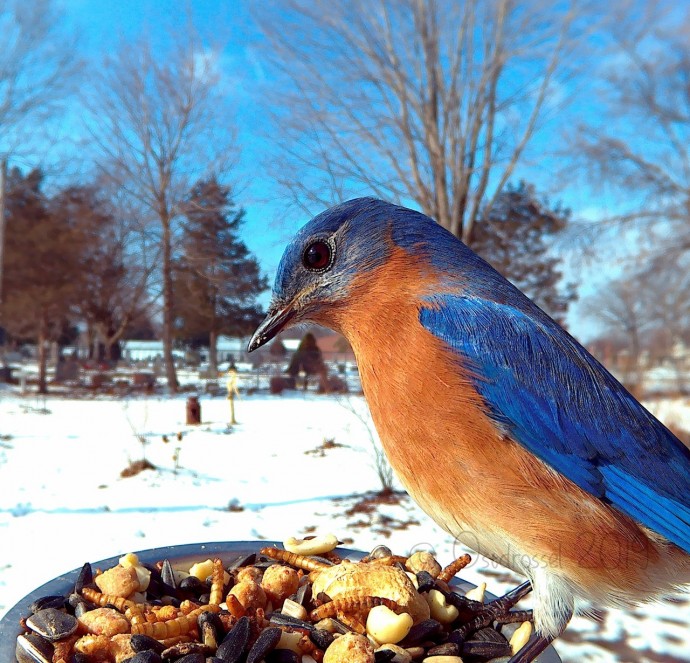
[226,368,239,425]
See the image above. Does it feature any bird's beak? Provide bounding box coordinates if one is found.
[247,301,296,352]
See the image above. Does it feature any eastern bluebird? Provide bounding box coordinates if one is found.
[248,198,690,661]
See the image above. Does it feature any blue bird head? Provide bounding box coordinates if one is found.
[248,197,431,351]
[247,196,497,352]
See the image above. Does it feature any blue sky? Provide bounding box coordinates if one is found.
[51,1,648,342]
[61,0,294,268]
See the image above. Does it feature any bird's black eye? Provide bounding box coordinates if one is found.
[303,240,333,271]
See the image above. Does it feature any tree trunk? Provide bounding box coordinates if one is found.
[209,328,218,374]
[104,338,115,363]
[161,220,179,392]
[86,322,95,360]
[104,313,132,361]
[37,319,48,394]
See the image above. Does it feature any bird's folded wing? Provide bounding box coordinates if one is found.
[421,294,690,553]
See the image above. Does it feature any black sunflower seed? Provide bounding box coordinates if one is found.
[130,634,166,654]
[26,608,78,642]
[216,615,250,663]
[29,595,66,613]
[246,626,282,663]
[74,562,93,594]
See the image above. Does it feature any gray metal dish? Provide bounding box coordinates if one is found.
[0,541,561,662]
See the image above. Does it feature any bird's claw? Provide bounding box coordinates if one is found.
[449,580,533,638]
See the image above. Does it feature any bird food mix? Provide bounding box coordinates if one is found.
[14,535,535,663]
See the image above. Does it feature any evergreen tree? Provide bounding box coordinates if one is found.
[3,169,86,392]
[471,181,576,325]
[287,332,325,390]
[175,178,267,371]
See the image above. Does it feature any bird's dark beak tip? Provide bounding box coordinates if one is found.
[247,303,295,353]
[247,333,267,353]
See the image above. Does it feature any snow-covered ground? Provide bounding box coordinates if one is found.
[1,384,689,662]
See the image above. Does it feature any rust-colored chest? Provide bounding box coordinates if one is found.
[321,252,509,529]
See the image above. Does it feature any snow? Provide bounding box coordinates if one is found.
[1,384,689,662]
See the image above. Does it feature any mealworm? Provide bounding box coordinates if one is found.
[438,554,472,583]
[309,594,401,621]
[260,546,331,572]
[209,557,225,606]
[131,605,218,638]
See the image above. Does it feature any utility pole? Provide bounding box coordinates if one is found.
[0,156,6,360]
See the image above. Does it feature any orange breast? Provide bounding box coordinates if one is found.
[315,246,681,603]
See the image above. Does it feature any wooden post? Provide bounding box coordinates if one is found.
[186,396,201,425]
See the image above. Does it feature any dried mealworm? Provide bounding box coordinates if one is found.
[209,557,225,606]
[125,604,146,625]
[179,599,203,615]
[131,605,218,638]
[80,587,138,613]
[260,546,331,573]
[438,554,472,583]
[146,604,179,622]
[309,595,401,621]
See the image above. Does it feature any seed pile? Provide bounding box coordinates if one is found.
[15,535,536,663]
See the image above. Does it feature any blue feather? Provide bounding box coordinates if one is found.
[420,293,690,553]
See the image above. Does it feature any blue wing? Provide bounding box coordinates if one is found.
[421,293,690,553]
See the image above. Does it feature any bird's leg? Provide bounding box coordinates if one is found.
[507,633,554,663]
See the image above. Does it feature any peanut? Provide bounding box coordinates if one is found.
[284,533,338,556]
[366,605,413,645]
[425,589,459,625]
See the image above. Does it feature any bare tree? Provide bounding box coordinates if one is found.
[85,32,238,392]
[337,394,395,495]
[257,0,597,243]
[582,273,655,397]
[0,0,77,349]
[0,0,76,151]
[643,256,690,392]
[572,4,690,256]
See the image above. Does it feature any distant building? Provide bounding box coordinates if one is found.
[216,336,252,364]
[121,340,183,362]
[121,328,357,368]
